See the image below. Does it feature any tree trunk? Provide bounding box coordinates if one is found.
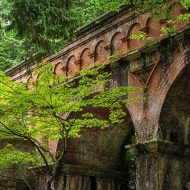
[46,176,54,190]
[45,135,67,190]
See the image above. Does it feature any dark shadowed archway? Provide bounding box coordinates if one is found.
[159,63,190,144]
[158,63,190,190]
[55,105,136,190]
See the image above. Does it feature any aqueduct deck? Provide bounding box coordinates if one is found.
[5,3,190,190]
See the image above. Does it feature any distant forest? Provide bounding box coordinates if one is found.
[0,0,189,71]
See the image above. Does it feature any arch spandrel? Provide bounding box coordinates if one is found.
[149,47,189,119]
[27,76,35,83]
[124,37,190,142]
[126,71,144,130]
[134,40,190,142]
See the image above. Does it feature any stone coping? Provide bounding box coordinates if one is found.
[6,25,190,80]
[30,164,127,180]
[76,4,131,38]
[5,6,133,78]
[125,140,190,157]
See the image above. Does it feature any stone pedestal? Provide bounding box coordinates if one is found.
[126,141,190,190]
[33,164,128,190]
[55,164,128,190]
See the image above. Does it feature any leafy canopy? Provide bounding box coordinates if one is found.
[0,0,190,71]
[0,63,141,177]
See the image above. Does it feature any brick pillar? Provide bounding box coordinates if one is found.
[126,141,190,190]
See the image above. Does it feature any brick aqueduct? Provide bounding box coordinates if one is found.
[4,2,190,190]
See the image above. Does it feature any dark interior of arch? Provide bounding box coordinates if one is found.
[159,63,190,145]
[56,106,136,190]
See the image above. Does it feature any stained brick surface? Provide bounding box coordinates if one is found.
[4,3,190,190]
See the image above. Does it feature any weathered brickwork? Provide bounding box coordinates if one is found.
[4,2,190,190]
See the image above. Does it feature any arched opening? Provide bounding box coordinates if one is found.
[80,48,93,70]
[55,104,136,190]
[157,63,190,190]
[16,179,29,190]
[27,76,35,83]
[111,32,125,54]
[128,23,141,51]
[27,75,36,89]
[67,55,79,77]
[159,64,190,145]
[94,40,108,62]
[147,18,161,39]
[54,62,65,76]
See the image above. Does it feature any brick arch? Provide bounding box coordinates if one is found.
[159,63,190,145]
[147,46,190,129]
[27,73,39,84]
[28,68,49,82]
[67,55,79,77]
[55,104,136,189]
[146,18,162,38]
[55,105,135,158]
[110,32,126,54]
[53,61,66,77]
[80,48,93,70]
[94,40,108,62]
[27,75,37,89]
[131,45,190,142]
[27,75,35,83]
[127,23,142,50]
[55,101,136,159]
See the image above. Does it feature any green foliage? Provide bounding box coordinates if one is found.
[129,31,153,43]
[0,0,43,71]
[3,0,75,50]
[0,0,188,185]
[0,64,141,178]
[181,0,190,9]
[167,13,190,25]
[161,26,176,35]
[0,0,189,71]
[126,150,136,161]
[0,31,27,71]
[125,135,137,161]
[0,144,38,170]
